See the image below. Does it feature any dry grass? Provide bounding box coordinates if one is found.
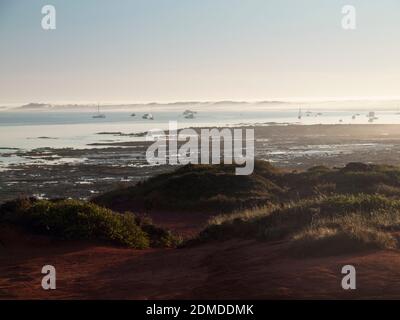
[193,194,400,256]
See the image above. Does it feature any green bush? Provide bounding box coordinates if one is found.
[0,198,178,248]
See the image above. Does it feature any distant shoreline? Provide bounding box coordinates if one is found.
[3,98,400,112]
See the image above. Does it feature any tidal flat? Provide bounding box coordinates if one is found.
[2,124,400,202]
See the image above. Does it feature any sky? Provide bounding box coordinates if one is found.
[1,0,400,104]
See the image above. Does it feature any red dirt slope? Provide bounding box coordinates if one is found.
[1,226,400,299]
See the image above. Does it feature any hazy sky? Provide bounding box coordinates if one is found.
[1,0,400,103]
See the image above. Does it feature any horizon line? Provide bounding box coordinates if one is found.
[4,96,400,107]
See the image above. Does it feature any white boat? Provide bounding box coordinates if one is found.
[183,109,197,115]
[142,113,154,120]
[92,104,106,119]
[183,109,196,119]
[367,111,378,122]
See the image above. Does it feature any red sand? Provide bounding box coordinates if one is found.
[2,223,400,299]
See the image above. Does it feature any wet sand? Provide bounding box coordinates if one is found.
[2,124,400,202]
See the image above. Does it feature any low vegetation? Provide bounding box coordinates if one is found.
[0,198,177,248]
[94,161,400,214]
[5,161,400,256]
[94,161,285,213]
[91,161,400,255]
[194,194,400,256]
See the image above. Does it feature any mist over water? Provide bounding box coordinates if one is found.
[2,100,400,151]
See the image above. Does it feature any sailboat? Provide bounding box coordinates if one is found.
[92,104,106,119]
[297,108,302,120]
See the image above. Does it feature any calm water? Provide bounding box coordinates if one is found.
[2,104,400,151]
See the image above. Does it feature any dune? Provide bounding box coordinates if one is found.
[3,162,400,299]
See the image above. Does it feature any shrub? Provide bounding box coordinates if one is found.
[0,198,177,248]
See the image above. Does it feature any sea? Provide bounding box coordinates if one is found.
[2,100,400,163]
